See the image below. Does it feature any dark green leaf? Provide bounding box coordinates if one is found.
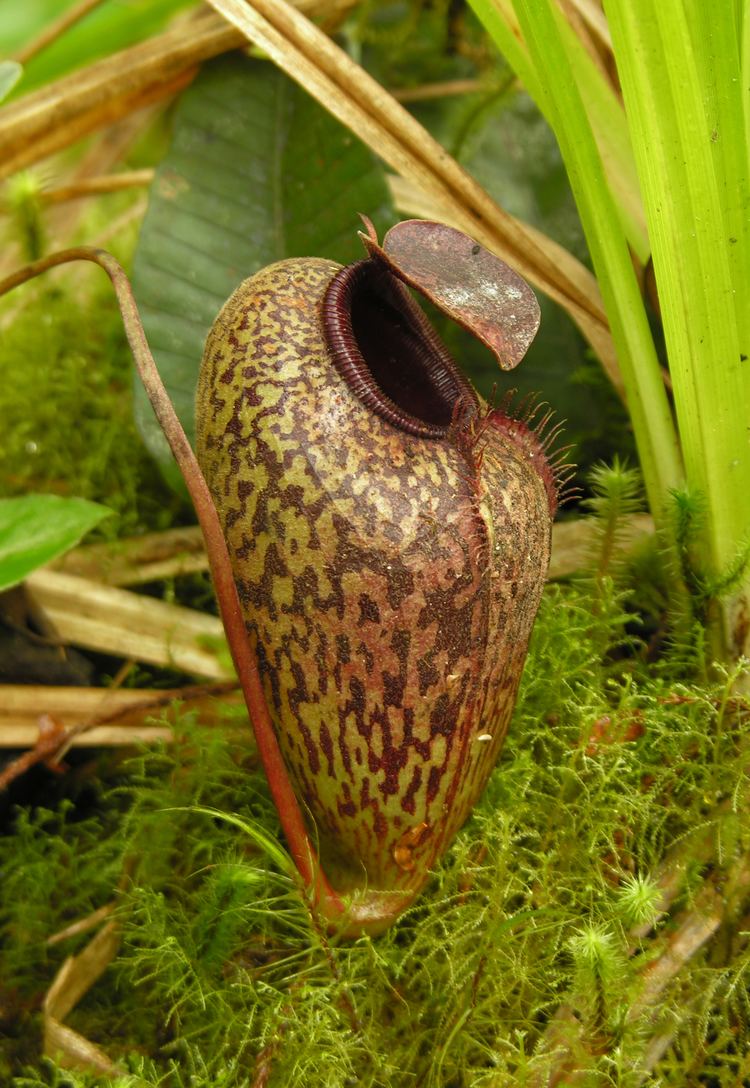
[131,53,394,489]
[0,494,113,592]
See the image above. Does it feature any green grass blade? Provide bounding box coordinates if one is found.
[467,0,648,260]
[467,0,547,110]
[167,806,296,878]
[554,17,647,262]
[743,4,750,158]
[606,1,750,590]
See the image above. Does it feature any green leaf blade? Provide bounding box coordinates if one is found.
[485,0,683,519]
[606,0,750,580]
[0,494,113,592]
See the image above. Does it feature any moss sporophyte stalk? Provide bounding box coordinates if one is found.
[0,220,567,936]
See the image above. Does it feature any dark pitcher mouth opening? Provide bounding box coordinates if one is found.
[322,259,478,439]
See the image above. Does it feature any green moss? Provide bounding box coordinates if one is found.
[2,557,748,1085]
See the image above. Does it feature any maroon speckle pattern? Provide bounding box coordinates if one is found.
[196,258,552,896]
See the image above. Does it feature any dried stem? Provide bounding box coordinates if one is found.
[0,2,358,183]
[0,12,241,181]
[53,524,207,585]
[0,714,68,791]
[39,169,155,204]
[392,79,486,102]
[0,682,245,753]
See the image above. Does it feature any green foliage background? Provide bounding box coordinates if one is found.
[1,3,748,1086]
